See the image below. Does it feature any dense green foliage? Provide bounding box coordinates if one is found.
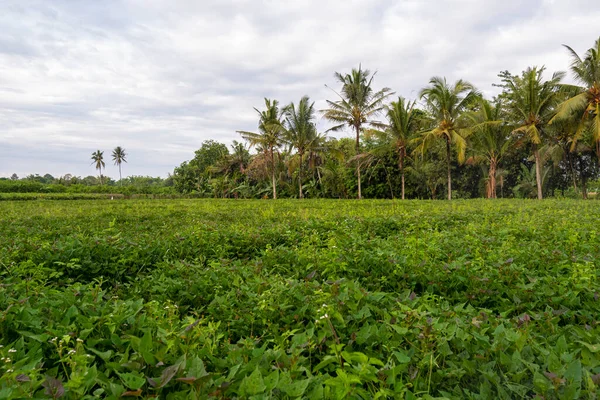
[1,199,600,398]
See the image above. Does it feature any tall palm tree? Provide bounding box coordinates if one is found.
[112,146,127,185]
[383,97,421,200]
[551,37,600,160]
[466,99,512,198]
[90,150,105,185]
[238,98,286,199]
[322,66,393,199]
[499,67,564,199]
[415,77,479,200]
[283,96,318,199]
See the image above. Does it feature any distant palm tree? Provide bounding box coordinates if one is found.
[322,66,393,199]
[466,99,512,198]
[384,97,421,199]
[91,150,105,185]
[500,67,564,199]
[112,146,127,185]
[238,98,286,199]
[415,77,479,200]
[551,37,600,159]
[283,96,318,199]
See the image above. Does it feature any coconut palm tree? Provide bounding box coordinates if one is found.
[415,77,479,200]
[499,67,564,199]
[238,98,286,199]
[466,99,512,198]
[321,66,393,199]
[551,37,600,160]
[111,146,127,185]
[383,97,421,199]
[283,96,318,199]
[91,150,105,185]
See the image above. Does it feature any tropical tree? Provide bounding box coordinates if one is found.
[238,98,286,199]
[415,77,479,200]
[112,146,127,184]
[322,66,393,199]
[498,67,564,199]
[382,97,421,199]
[551,37,600,160]
[283,96,318,199]
[466,99,512,198]
[90,150,105,185]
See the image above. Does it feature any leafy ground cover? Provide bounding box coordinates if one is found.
[1,199,599,399]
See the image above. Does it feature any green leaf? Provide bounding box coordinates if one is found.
[87,347,113,362]
[240,368,266,396]
[394,351,411,364]
[118,372,145,390]
[264,369,279,391]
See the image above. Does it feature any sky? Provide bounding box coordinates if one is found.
[1,0,599,179]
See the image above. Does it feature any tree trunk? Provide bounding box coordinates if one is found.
[399,148,405,200]
[579,154,588,199]
[271,146,277,200]
[488,159,497,199]
[354,125,362,200]
[533,144,543,200]
[119,164,122,186]
[446,138,452,200]
[298,151,304,199]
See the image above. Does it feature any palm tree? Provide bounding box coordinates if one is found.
[91,150,105,185]
[499,67,564,199]
[283,96,318,199]
[466,99,512,198]
[322,65,393,199]
[383,97,421,199]
[112,146,127,185]
[238,98,286,199]
[415,77,479,200]
[551,37,600,160]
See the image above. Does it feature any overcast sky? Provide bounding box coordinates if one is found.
[1,0,599,179]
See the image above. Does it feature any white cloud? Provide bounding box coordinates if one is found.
[0,0,598,178]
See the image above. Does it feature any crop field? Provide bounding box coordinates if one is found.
[1,199,600,399]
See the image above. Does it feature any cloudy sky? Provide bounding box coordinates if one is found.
[1,0,599,179]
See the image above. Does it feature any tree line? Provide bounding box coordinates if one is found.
[172,36,600,199]
[4,36,599,199]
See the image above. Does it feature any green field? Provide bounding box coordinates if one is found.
[1,199,599,399]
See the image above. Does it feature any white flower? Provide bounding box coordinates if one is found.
[6,369,12,373]
[0,345,3,348]
[68,350,76,355]
[5,358,10,363]
[76,338,83,343]
[8,349,16,353]
[1,357,4,361]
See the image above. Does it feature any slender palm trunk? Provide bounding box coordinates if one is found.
[398,150,405,200]
[298,151,304,199]
[533,144,543,200]
[119,163,122,186]
[579,154,588,199]
[446,138,452,200]
[355,125,362,200]
[271,146,277,200]
[488,159,497,199]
